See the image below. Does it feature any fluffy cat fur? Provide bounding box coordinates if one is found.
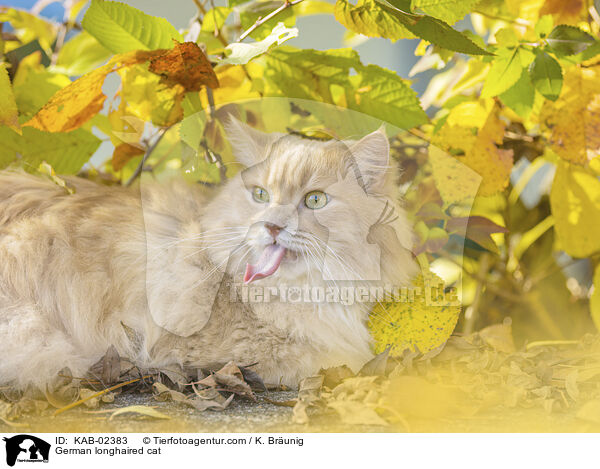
[0,121,416,391]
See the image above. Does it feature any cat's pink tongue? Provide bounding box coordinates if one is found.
[244,244,287,284]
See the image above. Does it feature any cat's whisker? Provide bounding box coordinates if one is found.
[180,236,245,261]
[302,232,365,283]
[147,229,248,263]
[231,244,253,277]
[150,227,248,249]
[190,242,249,287]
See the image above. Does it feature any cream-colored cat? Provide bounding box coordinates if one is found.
[0,119,416,391]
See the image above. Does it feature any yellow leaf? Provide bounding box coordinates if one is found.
[107,99,145,146]
[200,64,261,108]
[0,62,20,133]
[0,7,56,51]
[540,66,600,165]
[592,264,600,331]
[550,160,600,258]
[539,0,587,25]
[505,0,545,26]
[118,65,184,127]
[464,110,514,195]
[428,145,481,206]
[369,270,461,355]
[107,405,171,421]
[433,101,513,197]
[112,143,145,172]
[24,50,166,133]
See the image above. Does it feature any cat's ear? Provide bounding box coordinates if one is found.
[224,116,274,167]
[349,127,390,193]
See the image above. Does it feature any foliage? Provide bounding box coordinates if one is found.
[0,0,599,348]
[369,270,461,355]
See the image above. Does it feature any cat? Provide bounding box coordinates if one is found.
[0,118,416,391]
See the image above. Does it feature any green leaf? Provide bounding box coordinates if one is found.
[534,14,553,38]
[495,28,519,48]
[228,0,252,6]
[53,31,112,76]
[263,47,428,129]
[201,7,232,33]
[411,0,482,24]
[336,0,491,55]
[264,47,362,98]
[481,47,525,98]
[500,68,535,118]
[0,62,20,133]
[12,70,72,117]
[397,13,491,55]
[347,64,429,129]
[546,25,595,56]
[529,50,562,101]
[0,127,101,174]
[334,0,414,41]
[221,23,298,65]
[81,0,183,54]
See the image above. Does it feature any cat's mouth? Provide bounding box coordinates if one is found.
[244,244,291,284]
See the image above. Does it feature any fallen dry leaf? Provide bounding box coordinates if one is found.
[319,365,355,389]
[327,400,388,427]
[108,405,171,421]
[359,346,391,377]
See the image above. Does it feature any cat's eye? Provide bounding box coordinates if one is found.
[304,191,328,210]
[252,186,270,203]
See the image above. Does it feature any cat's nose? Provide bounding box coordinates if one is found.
[264,222,282,239]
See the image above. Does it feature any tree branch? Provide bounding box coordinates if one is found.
[125,126,171,187]
[238,0,304,41]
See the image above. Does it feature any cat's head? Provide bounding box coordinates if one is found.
[201,118,417,289]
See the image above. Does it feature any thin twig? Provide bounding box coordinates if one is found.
[462,253,490,335]
[472,9,532,28]
[200,140,227,183]
[238,0,304,41]
[125,127,171,187]
[589,5,600,28]
[206,87,216,120]
[53,376,151,416]
[193,0,229,47]
[51,23,67,65]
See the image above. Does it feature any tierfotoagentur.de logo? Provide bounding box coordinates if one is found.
[3,435,51,466]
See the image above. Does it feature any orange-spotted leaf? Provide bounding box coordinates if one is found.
[148,41,219,92]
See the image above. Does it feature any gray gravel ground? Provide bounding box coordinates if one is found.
[1,391,302,433]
